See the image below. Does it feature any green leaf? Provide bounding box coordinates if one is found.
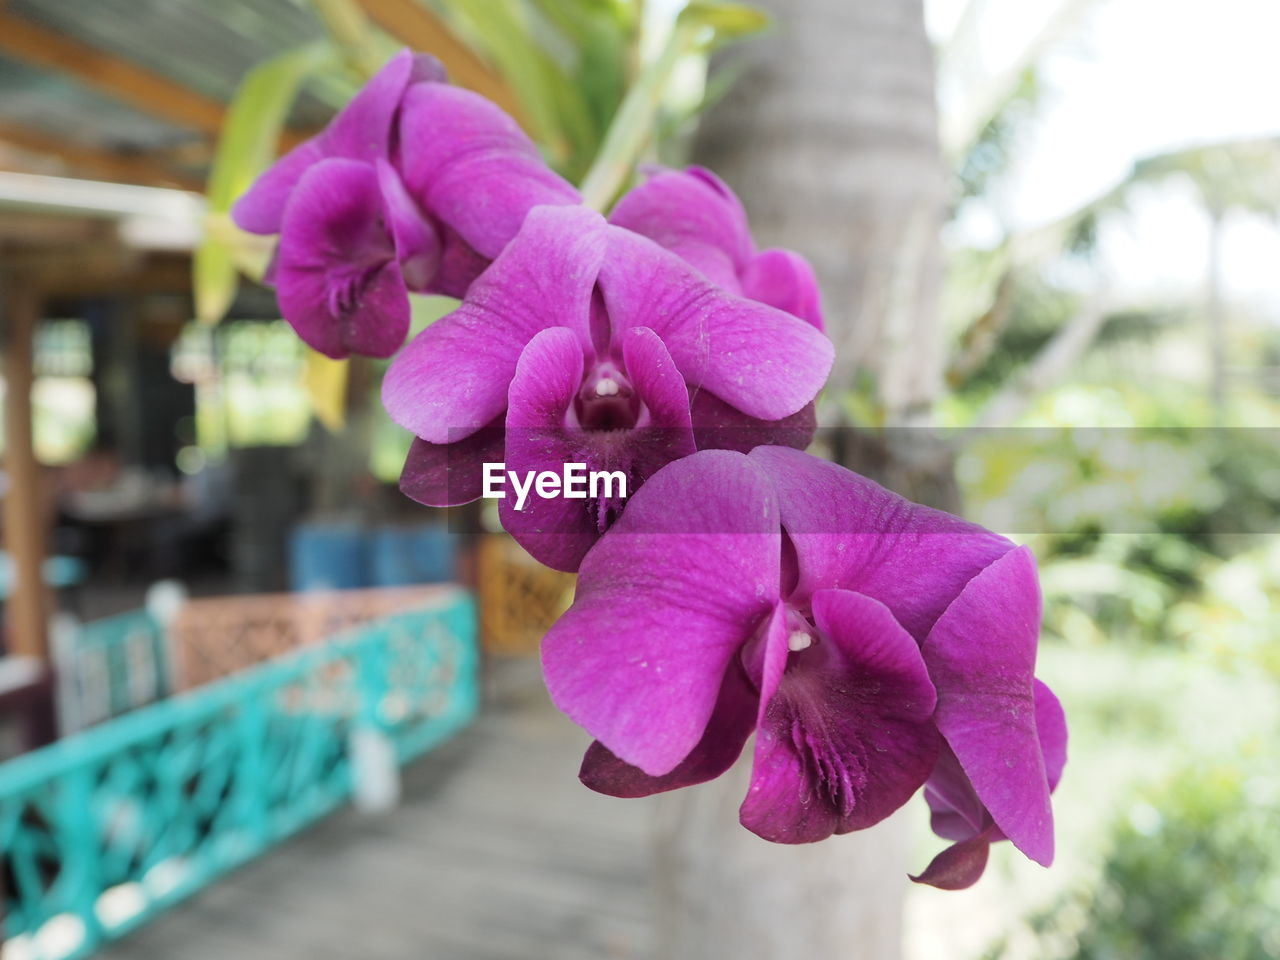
[677,0,771,46]
[195,43,334,324]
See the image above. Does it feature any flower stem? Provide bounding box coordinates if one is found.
[578,21,699,212]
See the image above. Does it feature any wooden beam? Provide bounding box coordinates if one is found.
[0,121,203,191]
[0,11,228,137]
[354,0,528,127]
[1,276,49,660]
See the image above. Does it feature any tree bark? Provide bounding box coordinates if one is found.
[655,760,911,960]
[652,2,951,957]
[694,0,949,431]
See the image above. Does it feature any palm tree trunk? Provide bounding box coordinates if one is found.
[693,0,948,432]
[652,3,950,957]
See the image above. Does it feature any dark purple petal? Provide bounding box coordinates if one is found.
[620,327,698,478]
[426,225,490,299]
[910,826,998,891]
[579,659,757,797]
[541,450,780,776]
[923,545,1053,866]
[924,742,988,840]
[375,158,440,291]
[690,391,816,454]
[740,590,939,843]
[608,165,753,292]
[598,229,833,421]
[741,248,825,331]
[500,328,696,572]
[499,328,596,572]
[274,158,408,359]
[399,84,581,259]
[1035,678,1068,792]
[233,50,420,235]
[398,419,506,507]
[747,445,1014,639]
[382,205,606,443]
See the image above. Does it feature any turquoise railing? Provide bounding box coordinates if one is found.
[0,595,478,959]
[52,609,170,733]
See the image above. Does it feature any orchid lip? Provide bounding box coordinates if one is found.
[574,361,643,431]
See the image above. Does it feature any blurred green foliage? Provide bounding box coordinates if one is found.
[991,766,1280,960]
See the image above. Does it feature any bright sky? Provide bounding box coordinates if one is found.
[927,0,1280,310]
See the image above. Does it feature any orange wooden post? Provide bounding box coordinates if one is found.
[2,276,48,660]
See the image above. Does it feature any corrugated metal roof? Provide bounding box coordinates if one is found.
[0,0,342,179]
[0,54,192,150]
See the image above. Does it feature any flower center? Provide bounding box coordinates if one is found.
[575,362,642,431]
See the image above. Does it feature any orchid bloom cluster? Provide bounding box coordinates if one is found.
[236,50,1066,889]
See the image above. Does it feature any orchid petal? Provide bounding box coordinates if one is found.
[910,827,998,891]
[741,248,825,331]
[398,418,506,508]
[740,590,939,843]
[375,158,440,292]
[233,50,420,235]
[541,450,780,776]
[747,445,1014,639]
[598,229,833,421]
[620,327,699,477]
[275,158,408,359]
[923,545,1053,866]
[579,659,757,797]
[500,328,596,572]
[690,391,816,454]
[608,165,752,292]
[501,327,698,572]
[382,205,606,443]
[399,84,581,259]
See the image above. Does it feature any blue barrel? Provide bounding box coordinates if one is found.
[370,525,456,586]
[290,523,369,592]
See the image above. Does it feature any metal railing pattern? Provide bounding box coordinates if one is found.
[0,595,478,960]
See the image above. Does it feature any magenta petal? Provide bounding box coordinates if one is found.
[500,328,596,572]
[608,165,752,292]
[598,229,833,421]
[233,50,416,235]
[382,205,606,443]
[399,84,581,259]
[1035,678,1068,792]
[274,159,408,359]
[427,226,490,299]
[924,742,988,840]
[541,450,780,776]
[741,249,825,331]
[910,827,998,891]
[398,418,505,507]
[740,590,939,843]
[747,446,1015,639]
[620,327,698,477]
[690,391,816,454]
[924,546,1053,866]
[376,159,440,291]
[579,659,757,797]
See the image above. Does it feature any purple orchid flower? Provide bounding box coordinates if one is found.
[609,166,824,330]
[912,679,1067,889]
[381,205,834,572]
[232,49,580,358]
[540,445,1065,886]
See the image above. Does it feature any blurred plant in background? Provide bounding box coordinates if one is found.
[986,765,1280,960]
